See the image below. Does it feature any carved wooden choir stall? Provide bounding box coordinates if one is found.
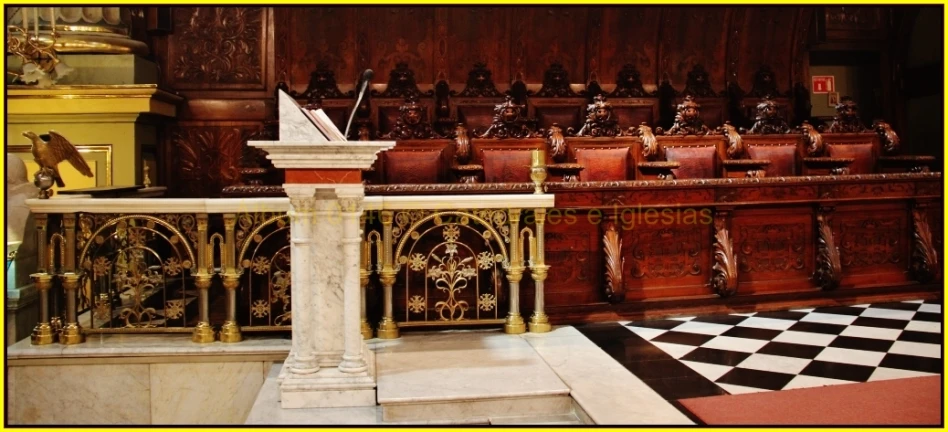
[216,62,941,326]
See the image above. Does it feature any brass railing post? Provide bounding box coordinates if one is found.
[63,214,77,272]
[377,210,399,339]
[505,209,526,334]
[359,214,373,340]
[220,213,242,343]
[192,214,214,343]
[35,213,48,274]
[59,272,83,344]
[30,273,54,345]
[529,209,551,333]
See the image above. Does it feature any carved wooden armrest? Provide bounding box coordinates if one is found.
[452,164,484,184]
[721,159,772,178]
[637,161,680,180]
[803,157,855,175]
[877,155,936,173]
[547,163,585,182]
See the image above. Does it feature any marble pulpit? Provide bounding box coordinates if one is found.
[249,90,394,408]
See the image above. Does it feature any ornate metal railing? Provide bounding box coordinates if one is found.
[24,195,553,344]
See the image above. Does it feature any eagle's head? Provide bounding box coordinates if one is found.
[22,131,38,140]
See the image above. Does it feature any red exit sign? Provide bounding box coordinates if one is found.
[812,76,835,94]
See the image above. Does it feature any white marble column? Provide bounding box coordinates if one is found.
[285,187,319,375]
[311,192,345,367]
[338,191,368,374]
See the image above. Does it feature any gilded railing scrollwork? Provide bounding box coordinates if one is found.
[76,215,196,335]
[392,211,509,326]
[237,214,291,330]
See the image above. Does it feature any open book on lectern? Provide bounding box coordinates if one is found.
[276,89,347,142]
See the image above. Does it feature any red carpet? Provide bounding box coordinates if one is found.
[678,376,942,425]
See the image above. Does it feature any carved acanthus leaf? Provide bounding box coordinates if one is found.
[911,208,939,283]
[711,215,738,297]
[603,222,625,304]
[814,210,842,290]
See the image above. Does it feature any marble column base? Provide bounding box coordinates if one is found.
[279,346,377,409]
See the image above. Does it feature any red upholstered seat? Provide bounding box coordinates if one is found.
[574,148,630,181]
[748,145,797,177]
[828,143,875,174]
[384,150,442,184]
[481,149,534,183]
[665,146,717,179]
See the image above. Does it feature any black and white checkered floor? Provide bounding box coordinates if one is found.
[618,299,942,395]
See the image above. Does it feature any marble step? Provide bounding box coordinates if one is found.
[375,330,574,423]
[489,413,584,425]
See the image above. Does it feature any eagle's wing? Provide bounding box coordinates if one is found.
[47,131,94,177]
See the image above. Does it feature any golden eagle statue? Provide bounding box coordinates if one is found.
[24,131,94,187]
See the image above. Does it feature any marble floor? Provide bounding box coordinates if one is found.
[247,297,942,425]
[579,298,942,403]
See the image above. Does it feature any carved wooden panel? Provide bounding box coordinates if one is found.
[517,7,588,83]
[544,214,600,306]
[732,209,813,293]
[834,205,909,282]
[658,8,729,93]
[168,7,266,89]
[821,6,886,41]
[364,7,436,86]
[167,124,259,197]
[600,7,661,89]
[622,218,712,300]
[285,7,358,92]
[733,7,797,95]
[446,7,510,85]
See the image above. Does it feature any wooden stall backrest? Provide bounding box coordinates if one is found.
[381,139,451,184]
[741,97,793,126]
[453,97,505,134]
[676,97,727,130]
[574,148,632,181]
[374,98,435,136]
[568,137,636,181]
[825,133,879,174]
[744,136,801,177]
[748,145,798,177]
[528,98,586,131]
[474,138,546,183]
[662,137,722,179]
[611,98,660,131]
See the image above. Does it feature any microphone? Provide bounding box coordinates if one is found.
[345,69,374,139]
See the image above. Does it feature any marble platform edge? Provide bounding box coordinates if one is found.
[377,387,570,405]
[7,334,291,360]
[380,394,573,423]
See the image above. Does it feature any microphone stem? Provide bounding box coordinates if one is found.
[345,81,369,139]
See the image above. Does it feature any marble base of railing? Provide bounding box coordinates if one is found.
[278,346,377,409]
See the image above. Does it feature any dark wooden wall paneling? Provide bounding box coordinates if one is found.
[152,6,901,198]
